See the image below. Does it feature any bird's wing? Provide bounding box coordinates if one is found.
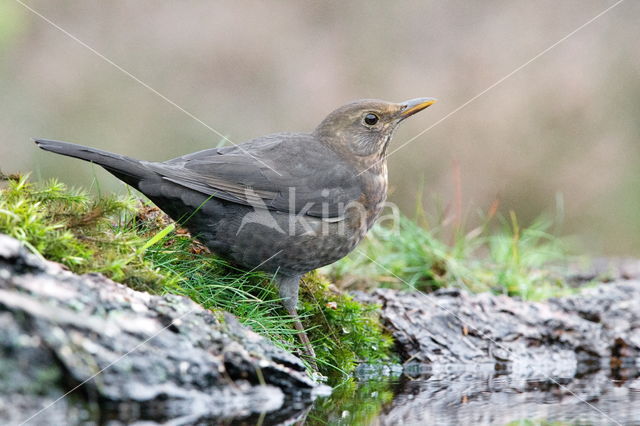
[145,133,362,219]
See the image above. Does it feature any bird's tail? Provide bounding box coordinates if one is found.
[34,139,154,189]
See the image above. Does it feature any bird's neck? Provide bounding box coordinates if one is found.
[314,132,389,223]
[317,134,388,173]
[357,158,389,227]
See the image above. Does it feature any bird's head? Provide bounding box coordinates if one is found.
[313,98,436,157]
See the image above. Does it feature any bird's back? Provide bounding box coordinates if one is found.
[138,133,372,273]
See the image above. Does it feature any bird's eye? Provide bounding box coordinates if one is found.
[364,113,379,126]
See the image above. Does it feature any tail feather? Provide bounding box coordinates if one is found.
[34,139,153,188]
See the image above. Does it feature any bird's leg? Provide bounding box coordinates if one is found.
[277,274,317,368]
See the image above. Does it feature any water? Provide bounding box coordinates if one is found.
[302,365,640,426]
[49,364,640,425]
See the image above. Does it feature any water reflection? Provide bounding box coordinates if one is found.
[303,365,640,426]
[97,364,639,424]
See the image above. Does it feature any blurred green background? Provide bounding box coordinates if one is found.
[1,0,639,255]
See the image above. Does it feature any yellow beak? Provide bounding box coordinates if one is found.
[399,97,437,118]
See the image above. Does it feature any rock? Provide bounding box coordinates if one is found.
[563,257,640,284]
[359,281,640,376]
[551,280,640,360]
[0,234,328,425]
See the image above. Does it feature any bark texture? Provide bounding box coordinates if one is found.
[0,234,328,425]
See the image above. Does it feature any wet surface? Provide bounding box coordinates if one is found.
[14,364,639,424]
[302,364,640,426]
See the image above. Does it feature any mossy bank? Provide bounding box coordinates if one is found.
[0,174,394,379]
[1,173,578,378]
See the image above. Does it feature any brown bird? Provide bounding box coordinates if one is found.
[35,97,436,365]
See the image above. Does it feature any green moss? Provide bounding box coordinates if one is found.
[0,174,168,293]
[0,175,395,377]
[143,236,395,377]
[306,378,395,425]
[299,271,396,378]
[0,174,576,378]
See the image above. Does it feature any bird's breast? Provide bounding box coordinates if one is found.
[344,164,388,241]
[363,168,389,227]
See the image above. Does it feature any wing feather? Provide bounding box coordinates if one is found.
[145,133,361,219]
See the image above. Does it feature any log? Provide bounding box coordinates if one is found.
[358,281,640,376]
[0,234,328,425]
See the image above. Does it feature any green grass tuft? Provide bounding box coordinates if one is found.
[0,174,167,292]
[0,175,395,378]
[0,174,576,378]
[327,210,572,301]
[143,237,395,377]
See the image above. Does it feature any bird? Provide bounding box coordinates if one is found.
[35,97,436,365]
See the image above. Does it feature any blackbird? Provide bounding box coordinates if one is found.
[35,97,435,363]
